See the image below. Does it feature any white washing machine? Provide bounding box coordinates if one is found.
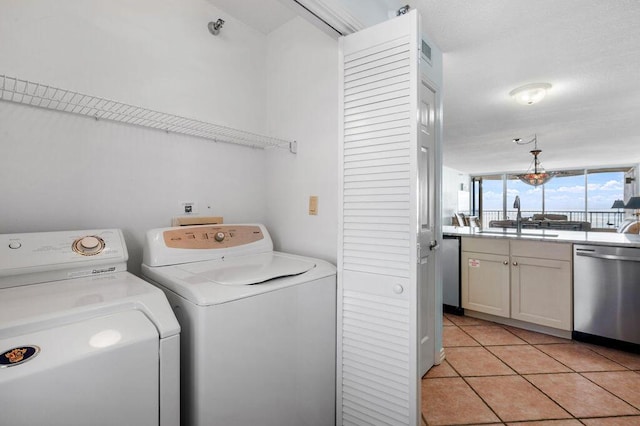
[0,229,180,426]
[142,224,336,426]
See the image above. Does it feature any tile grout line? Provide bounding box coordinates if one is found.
[475,325,577,424]
[433,316,640,424]
[441,321,572,425]
[528,339,640,413]
[575,370,640,414]
[488,321,633,421]
[437,320,507,424]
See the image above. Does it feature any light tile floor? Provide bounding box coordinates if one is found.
[422,314,640,425]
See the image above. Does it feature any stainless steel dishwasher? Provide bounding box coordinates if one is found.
[573,244,640,349]
[442,235,463,314]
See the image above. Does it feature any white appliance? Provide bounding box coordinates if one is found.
[0,229,180,426]
[142,224,336,426]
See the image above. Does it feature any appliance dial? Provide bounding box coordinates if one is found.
[72,236,105,256]
[8,241,21,249]
[214,232,225,242]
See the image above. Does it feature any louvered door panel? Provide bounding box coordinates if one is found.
[342,34,413,278]
[340,272,412,425]
[338,10,420,426]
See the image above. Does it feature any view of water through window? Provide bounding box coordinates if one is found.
[472,169,627,230]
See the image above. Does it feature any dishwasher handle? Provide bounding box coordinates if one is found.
[575,251,640,262]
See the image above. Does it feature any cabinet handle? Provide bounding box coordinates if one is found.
[503,260,508,265]
[512,261,518,266]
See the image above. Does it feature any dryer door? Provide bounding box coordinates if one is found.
[1,310,160,426]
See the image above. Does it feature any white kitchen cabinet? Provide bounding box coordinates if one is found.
[461,238,510,317]
[461,237,572,331]
[510,240,572,330]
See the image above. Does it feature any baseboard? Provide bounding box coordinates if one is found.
[464,310,572,340]
[573,331,640,354]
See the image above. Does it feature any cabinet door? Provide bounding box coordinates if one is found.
[511,256,572,330]
[461,251,510,317]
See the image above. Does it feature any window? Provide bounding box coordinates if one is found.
[471,166,632,230]
[506,175,542,220]
[471,175,503,225]
[544,171,586,222]
[587,168,625,228]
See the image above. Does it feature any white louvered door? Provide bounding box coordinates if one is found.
[338,10,424,426]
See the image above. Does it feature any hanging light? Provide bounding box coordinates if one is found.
[514,135,554,186]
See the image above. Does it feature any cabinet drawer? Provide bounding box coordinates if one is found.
[510,240,571,261]
[462,237,509,255]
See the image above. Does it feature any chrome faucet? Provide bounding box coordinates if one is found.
[513,195,522,233]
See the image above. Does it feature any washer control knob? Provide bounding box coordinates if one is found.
[393,284,404,294]
[72,236,105,256]
[8,241,21,249]
[214,232,225,242]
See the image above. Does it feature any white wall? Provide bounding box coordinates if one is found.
[0,0,275,274]
[264,17,339,264]
[442,166,470,225]
[0,0,267,131]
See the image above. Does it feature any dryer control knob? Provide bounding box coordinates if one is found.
[73,236,105,255]
[80,236,100,249]
[214,232,225,242]
[8,241,21,249]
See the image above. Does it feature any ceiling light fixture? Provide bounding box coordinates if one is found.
[509,83,552,105]
[514,134,554,186]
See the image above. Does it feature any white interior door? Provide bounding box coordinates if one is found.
[418,79,437,377]
[338,10,421,426]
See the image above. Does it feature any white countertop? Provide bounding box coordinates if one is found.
[443,226,640,248]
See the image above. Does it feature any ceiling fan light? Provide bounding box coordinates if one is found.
[509,83,552,105]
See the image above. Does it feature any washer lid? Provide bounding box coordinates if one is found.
[176,252,316,286]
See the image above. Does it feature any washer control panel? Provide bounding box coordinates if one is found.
[144,224,273,267]
[163,225,264,250]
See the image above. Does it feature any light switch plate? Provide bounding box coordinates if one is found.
[309,196,318,215]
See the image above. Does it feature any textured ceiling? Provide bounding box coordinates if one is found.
[416,0,640,174]
[206,0,640,175]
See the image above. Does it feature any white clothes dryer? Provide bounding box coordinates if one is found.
[0,229,180,426]
[142,224,336,426]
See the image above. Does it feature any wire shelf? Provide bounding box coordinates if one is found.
[0,74,296,153]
